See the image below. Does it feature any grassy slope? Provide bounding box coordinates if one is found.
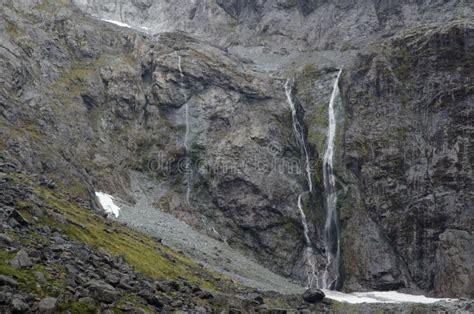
[0,174,238,312]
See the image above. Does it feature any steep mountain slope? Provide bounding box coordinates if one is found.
[1,0,472,309]
[73,0,471,68]
[286,21,474,297]
[338,23,473,297]
[70,0,473,298]
[1,0,321,286]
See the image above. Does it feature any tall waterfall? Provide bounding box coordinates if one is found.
[177,54,192,205]
[285,79,318,288]
[322,69,343,289]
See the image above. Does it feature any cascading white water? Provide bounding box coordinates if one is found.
[285,79,313,193]
[177,54,192,205]
[285,79,318,288]
[321,69,343,289]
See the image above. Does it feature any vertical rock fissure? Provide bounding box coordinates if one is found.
[285,79,318,288]
[321,69,343,289]
[177,53,192,206]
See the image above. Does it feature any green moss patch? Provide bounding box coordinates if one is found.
[57,301,98,314]
[0,250,63,297]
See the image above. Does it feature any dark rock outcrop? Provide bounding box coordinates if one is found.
[302,288,325,303]
[339,23,474,297]
[0,275,18,287]
[10,250,33,269]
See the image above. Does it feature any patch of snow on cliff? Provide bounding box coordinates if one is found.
[95,192,121,218]
[101,19,131,28]
[324,290,454,304]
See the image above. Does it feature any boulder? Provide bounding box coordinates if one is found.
[11,297,29,313]
[78,297,97,305]
[0,233,16,248]
[105,273,120,285]
[10,249,33,268]
[249,293,264,305]
[0,275,18,287]
[38,297,57,313]
[302,288,325,303]
[9,210,29,226]
[88,280,119,303]
[0,291,12,304]
[198,291,214,300]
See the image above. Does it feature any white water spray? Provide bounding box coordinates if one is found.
[285,79,318,288]
[177,54,191,206]
[321,69,343,289]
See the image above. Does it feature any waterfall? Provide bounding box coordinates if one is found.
[321,69,343,289]
[177,54,192,205]
[285,79,318,288]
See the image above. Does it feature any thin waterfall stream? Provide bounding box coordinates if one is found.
[285,79,318,288]
[177,54,192,206]
[322,69,343,289]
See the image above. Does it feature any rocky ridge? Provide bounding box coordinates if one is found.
[73,0,472,69]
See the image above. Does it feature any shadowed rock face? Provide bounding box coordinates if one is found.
[1,0,473,299]
[215,0,266,20]
[216,0,326,19]
[338,24,474,297]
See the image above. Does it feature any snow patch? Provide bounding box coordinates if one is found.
[95,192,121,218]
[101,19,131,28]
[324,290,455,304]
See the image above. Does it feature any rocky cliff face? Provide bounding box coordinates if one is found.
[339,23,474,297]
[73,0,471,68]
[1,0,318,286]
[1,0,473,300]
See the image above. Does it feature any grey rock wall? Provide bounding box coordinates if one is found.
[73,0,472,65]
[339,23,473,297]
[1,0,472,298]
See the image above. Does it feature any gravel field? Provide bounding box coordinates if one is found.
[115,172,306,294]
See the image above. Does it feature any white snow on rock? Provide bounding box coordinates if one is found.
[101,19,131,28]
[324,290,455,304]
[95,192,121,218]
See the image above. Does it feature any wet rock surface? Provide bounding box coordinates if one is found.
[339,23,474,297]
